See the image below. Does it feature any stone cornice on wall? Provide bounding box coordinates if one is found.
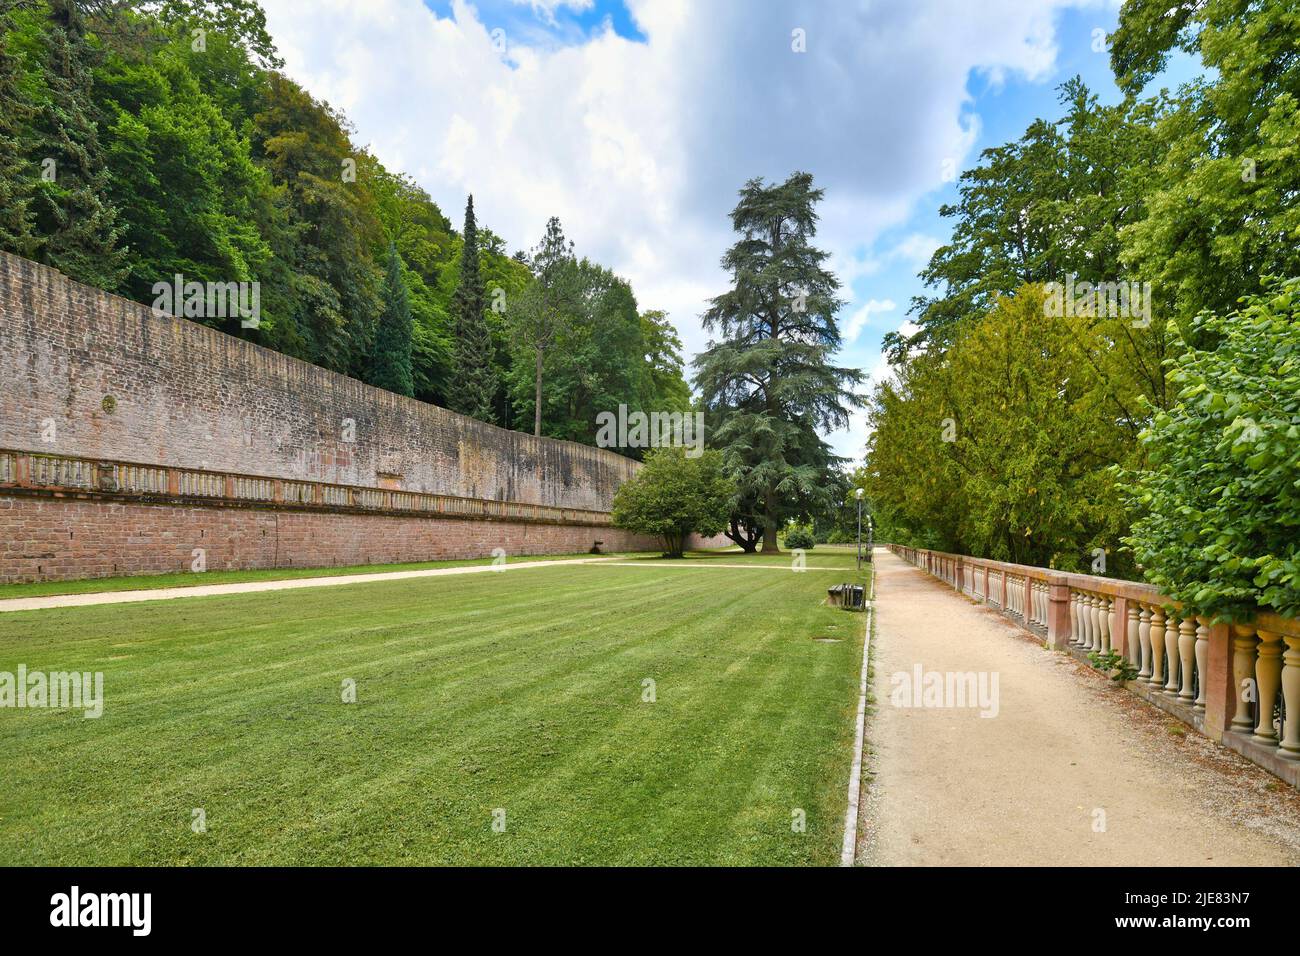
[0,448,614,528]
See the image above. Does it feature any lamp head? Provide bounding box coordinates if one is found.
[855,488,864,501]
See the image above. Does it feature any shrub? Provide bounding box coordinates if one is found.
[1121,278,1300,621]
[611,447,735,558]
[784,527,816,550]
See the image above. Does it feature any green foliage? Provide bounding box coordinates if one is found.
[891,77,1166,365]
[446,195,498,421]
[1114,0,1300,337]
[253,72,382,376]
[1120,280,1300,622]
[1087,649,1138,683]
[21,0,127,288]
[611,448,735,558]
[0,3,36,255]
[867,287,1137,573]
[694,172,864,552]
[370,242,414,396]
[509,216,578,436]
[783,526,815,550]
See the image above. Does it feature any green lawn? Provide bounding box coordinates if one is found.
[0,551,868,865]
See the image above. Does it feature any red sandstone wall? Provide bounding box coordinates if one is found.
[0,494,732,582]
[0,254,735,583]
[0,252,637,509]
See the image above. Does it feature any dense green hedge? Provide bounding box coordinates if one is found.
[1121,279,1300,622]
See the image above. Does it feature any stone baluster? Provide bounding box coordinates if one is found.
[1163,614,1182,695]
[1128,606,1138,665]
[1281,633,1300,759]
[1254,629,1283,745]
[1148,608,1166,686]
[1077,592,1089,647]
[1090,594,1102,652]
[1137,606,1153,677]
[1193,617,1211,710]
[1126,603,1140,670]
[1111,598,1121,658]
[1099,595,1112,654]
[1230,624,1258,733]
[1177,617,1197,702]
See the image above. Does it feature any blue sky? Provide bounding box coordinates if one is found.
[263,0,1203,463]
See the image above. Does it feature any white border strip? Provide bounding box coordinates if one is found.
[839,560,877,866]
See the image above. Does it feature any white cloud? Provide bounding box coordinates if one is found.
[844,299,897,344]
[259,0,1086,450]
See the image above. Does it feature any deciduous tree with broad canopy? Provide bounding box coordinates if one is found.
[611,447,734,558]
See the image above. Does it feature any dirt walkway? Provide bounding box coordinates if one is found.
[859,549,1300,866]
[0,555,856,615]
[0,556,616,614]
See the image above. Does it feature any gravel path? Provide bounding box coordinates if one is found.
[0,556,615,614]
[859,549,1300,866]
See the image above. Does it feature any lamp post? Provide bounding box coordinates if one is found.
[855,488,864,571]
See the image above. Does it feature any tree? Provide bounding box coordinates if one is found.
[611,448,734,558]
[866,286,1137,572]
[694,172,864,552]
[510,216,576,436]
[25,0,126,288]
[638,310,692,414]
[1112,0,1300,336]
[888,78,1166,366]
[0,1,37,256]
[93,28,278,334]
[370,241,414,396]
[446,194,498,421]
[253,73,381,377]
[516,257,643,444]
[1120,280,1300,622]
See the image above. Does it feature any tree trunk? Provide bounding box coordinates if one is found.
[726,516,759,553]
[760,489,780,553]
[533,347,543,437]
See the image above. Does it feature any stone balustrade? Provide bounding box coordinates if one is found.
[887,544,1300,787]
[0,448,615,527]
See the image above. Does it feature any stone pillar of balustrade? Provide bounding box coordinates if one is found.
[1047,580,1072,649]
[1199,620,1235,742]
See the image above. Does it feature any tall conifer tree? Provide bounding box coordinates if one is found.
[694,172,864,552]
[371,241,414,397]
[28,0,125,287]
[447,195,498,421]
